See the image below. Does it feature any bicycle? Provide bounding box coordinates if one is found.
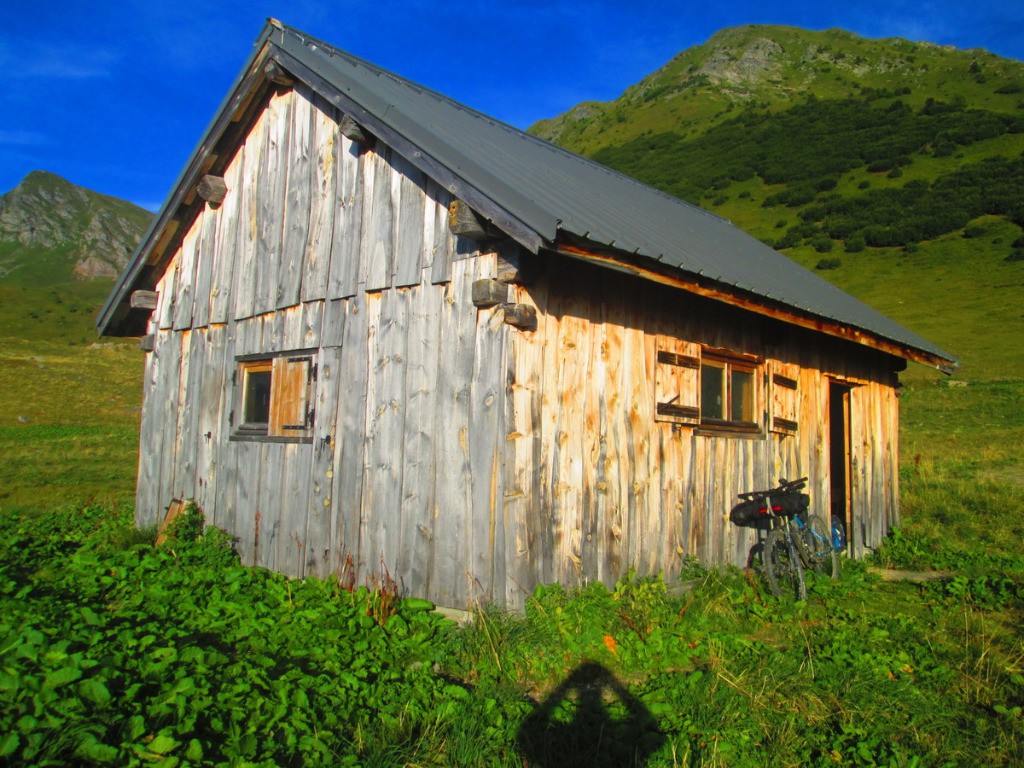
[730,477,840,599]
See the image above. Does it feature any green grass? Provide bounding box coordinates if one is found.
[0,424,138,509]
[0,279,119,341]
[1,504,1022,766]
[0,276,141,509]
[779,217,1024,382]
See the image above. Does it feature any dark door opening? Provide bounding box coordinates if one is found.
[829,382,852,552]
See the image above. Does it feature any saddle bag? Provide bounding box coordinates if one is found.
[729,492,809,527]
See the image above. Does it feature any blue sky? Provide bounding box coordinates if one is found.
[2,0,1022,211]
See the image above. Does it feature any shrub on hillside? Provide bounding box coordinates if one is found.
[812,236,834,253]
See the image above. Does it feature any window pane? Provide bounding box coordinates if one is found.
[701,363,725,420]
[244,370,272,425]
[731,369,754,422]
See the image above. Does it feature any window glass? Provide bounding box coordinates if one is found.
[731,368,755,422]
[244,368,272,425]
[701,362,725,421]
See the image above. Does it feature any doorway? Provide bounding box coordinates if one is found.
[828,382,852,551]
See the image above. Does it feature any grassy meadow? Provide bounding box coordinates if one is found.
[0,280,140,509]
[1,259,1022,766]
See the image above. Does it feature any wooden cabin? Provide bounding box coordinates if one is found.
[98,20,956,609]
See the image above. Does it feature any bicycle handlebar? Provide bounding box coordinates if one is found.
[737,476,808,500]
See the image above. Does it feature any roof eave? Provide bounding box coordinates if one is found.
[96,19,283,337]
[265,36,548,253]
[554,239,959,375]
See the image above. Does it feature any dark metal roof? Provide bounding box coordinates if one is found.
[99,19,956,370]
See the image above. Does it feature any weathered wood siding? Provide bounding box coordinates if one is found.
[504,255,902,601]
[135,83,902,611]
[135,85,507,607]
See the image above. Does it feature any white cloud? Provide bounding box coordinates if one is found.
[0,130,47,146]
[1,37,118,80]
[25,58,113,79]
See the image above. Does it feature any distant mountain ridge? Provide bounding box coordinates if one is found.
[527,25,1024,257]
[0,171,151,284]
[530,25,1024,153]
[528,25,1024,379]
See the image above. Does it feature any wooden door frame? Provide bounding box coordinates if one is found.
[827,379,854,555]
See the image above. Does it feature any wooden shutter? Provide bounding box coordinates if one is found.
[769,361,800,435]
[269,355,312,437]
[655,339,700,425]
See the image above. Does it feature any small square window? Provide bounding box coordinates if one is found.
[232,352,315,442]
[654,340,762,434]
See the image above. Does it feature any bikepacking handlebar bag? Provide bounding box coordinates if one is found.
[776,493,810,517]
[729,492,810,527]
[729,499,764,527]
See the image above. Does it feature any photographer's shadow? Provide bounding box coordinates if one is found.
[517,661,665,767]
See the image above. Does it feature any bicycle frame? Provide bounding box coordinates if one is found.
[735,477,839,598]
[791,514,835,565]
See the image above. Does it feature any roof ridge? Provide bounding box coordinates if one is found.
[274,22,731,228]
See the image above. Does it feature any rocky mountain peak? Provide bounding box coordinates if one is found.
[696,36,785,91]
[0,171,152,280]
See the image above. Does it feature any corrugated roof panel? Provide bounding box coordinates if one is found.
[274,25,952,365]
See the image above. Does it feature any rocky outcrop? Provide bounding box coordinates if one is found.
[697,37,785,90]
[0,171,151,280]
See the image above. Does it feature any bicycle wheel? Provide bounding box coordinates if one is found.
[764,527,807,600]
[800,514,840,580]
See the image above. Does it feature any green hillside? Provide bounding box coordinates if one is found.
[532,25,1024,153]
[0,171,152,285]
[0,172,149,507]
[531,25,1024,382]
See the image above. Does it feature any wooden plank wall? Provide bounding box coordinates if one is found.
[133,83,901,610]
[505,255,902,605]
[133,84,510,608]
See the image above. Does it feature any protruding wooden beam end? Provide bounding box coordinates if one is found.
[472,279,507,308]
[196,175,228,206]
[130,290,159,311]
[502,303,537,330]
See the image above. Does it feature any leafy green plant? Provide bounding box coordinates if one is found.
[3,498,1024,766]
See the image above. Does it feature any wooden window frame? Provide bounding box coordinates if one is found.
[231,350,316,444]
[655,340,763,436]
[698,349,762,435]
[237,359,274,435]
